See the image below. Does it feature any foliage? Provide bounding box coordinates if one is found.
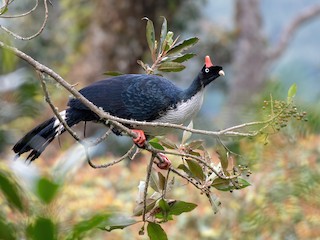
[0,8,312,239]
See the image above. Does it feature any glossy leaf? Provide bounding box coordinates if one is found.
[133,199,157,216]
[149,141,165,150]
[237,178,251,189]
[172,53,196,63]
[211,178,232,191]
[0,6,9,15]
[70,214,111,239]
[36,177,60,204]
[158,172,166,190]
[103,214,138,231]
[168,200,197,215]
[186,159,205,181]
[157,61,185,72]
[187,139,204,150]
[158,137,178,149]
[147,222,168,240]
[216,147,229,171]
[159,16,168,51]
[163,31,174,52]
[0,170,25,212]
[177,164,192,176]
[287,83,297,102]
[167,37,199,55]
[143,17,156,54]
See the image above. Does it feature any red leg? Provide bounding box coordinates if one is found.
[131,129,146,147]
[156,153,171,170]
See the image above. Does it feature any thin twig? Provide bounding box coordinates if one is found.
[87,144,136,169]
[0,0,39,18]
[267,4,320,61]
[38,71,81,142]
[0,0,49,40]
[142,154,155,222]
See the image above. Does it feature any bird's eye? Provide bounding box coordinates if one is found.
[205,68,210,73]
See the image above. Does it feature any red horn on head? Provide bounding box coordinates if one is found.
[205,56,213,68]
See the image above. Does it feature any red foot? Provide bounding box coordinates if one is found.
[156,153,171,170]
[132,129,146,147]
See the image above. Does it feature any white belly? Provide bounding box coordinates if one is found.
[141,90,204,136]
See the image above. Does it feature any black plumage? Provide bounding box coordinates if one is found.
[13,56,224,161]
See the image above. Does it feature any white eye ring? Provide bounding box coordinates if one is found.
[205,68,210,73]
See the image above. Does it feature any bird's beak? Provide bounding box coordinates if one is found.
[219,70,225,76]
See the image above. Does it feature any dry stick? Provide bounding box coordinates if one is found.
[0,0,49,40]
[142,154,155,222]
[267,4,320,61]
[88,144,136,169]
[0,0,39,18]
[39,72,82,142]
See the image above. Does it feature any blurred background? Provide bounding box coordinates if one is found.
[1,0,320,239]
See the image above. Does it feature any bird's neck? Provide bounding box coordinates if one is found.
[181,76,204,101]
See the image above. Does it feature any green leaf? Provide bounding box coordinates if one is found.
[158,172,166,191]
[181,121,193,144]
[158,199,170,212]
[177,164,192,176]
[236,178,251,189]
[160,16,168,52]
[187,139,204,150]
[0,217,16,240]
[167,37,199,55]
[158,137,178,149]
[133,199,157,216]
[216,147,228,171]
[0,6,8,15]
[157,61,185,72]
[211,178,232,191]
[168,201,197,215]
[36,177,60,204]
[27,217,56,240]
[149,141,165,150]
[143,17,156,54]
[172,53,196,63]
[147,222,168,240]
[103,214,138,231]
[103,71,123,76]
[70,214,110,239]
[0,170,25,212]
[287,83,297,102]
[186,159,205,181]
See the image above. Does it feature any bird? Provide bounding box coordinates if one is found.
[13,55,224,166]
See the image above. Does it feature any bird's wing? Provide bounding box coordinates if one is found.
[67,75,181,121]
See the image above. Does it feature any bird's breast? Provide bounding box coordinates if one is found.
[139,90,204,136]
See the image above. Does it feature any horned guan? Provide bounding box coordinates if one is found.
[13,56,224,165]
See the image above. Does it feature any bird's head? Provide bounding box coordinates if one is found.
[198,56,225,87]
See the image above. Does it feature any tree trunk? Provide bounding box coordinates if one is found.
[67,0,182,85]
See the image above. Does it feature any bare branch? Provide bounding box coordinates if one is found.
[0,0,39,18]
[38,71,82,142]
[268,4,320,61]
[87,144,136,169]
[0,0,49,40]
[142,154,155,222]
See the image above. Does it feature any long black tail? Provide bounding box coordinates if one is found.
[12,110,79,162]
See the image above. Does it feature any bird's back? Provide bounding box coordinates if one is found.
[68,74,183,122]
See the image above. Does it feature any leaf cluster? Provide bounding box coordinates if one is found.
[139,17,198,74]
